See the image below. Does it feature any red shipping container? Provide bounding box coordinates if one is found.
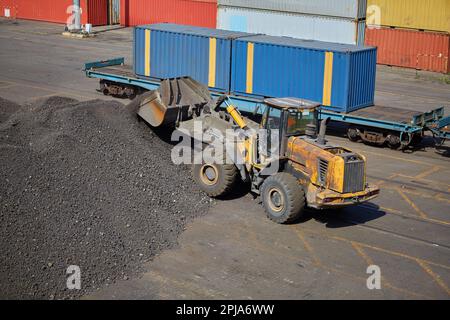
[84,0,108,26]
[365,27,450,74]
[0,0,108,26]
[120,0,216,28]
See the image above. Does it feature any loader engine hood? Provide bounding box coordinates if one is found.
[287,137,366,194]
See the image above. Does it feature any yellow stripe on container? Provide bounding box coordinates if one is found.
[322,52,334,106]
[246,42,254,94]
[145,30,151,77]
[208,37,217,88]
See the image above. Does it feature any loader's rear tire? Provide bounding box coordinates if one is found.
[261,173,305,224]
[193,162,238,198]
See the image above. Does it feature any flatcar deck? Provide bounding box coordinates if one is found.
[350,105,421,124]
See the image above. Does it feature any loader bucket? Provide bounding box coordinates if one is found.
[137,77,212,128]
[137,90,179,127]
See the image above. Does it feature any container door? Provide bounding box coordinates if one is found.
[108,0,120,24]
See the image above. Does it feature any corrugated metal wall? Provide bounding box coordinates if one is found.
[218,0,367,19]
[0,0,108,26]
[134,24,250,92]
[218,6,365,45]
[0,0,75,24]
[365,27,449,73]
[86,0,108,26]
[120,0,217,28]
[367,0,450,33]
[231,35,377,112]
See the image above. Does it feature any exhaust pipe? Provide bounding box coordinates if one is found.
[317,117,330,145]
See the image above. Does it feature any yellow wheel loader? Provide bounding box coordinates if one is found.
[136,77,379,224]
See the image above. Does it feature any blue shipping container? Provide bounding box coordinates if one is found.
[134,24,250,93]
[231,35,377,113]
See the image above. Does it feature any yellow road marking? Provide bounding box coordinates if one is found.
[359,149,431,166]
[145,270,227,298]
[396,174,450,188]
[397,188,429,219]
[292,228,321,266]
[435,193,450,204]
[320,264,429,299]
[292,228,429,298]
[360,203,450,226]
[377,206,403,215]
[416,260,450,295]
[415,166,442,179]
[204,216,446,298]
[350,242,428,298]
[380,184,450,205]
[375,173,398,187]
[351,242,374,265]
[320,231,450,271]
[352,243,392,295]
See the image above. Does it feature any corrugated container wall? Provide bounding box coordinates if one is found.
[218,0,367,19]
[218,6,365,45]
[231,35,377,113]
[365,27,450,74]
[0,0,107,26]
[134,24,250,92]
[120,0,217,28]
[367,0,450,33]
[86,0,108,26]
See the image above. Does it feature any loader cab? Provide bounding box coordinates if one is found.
[260,98,321,157]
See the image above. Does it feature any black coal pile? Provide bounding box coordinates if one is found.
[0,96,210,299]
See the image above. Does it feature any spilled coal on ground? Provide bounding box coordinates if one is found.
[0,96,211,299]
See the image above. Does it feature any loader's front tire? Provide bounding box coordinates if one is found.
[261,173,305,224]
[193,162,238,198]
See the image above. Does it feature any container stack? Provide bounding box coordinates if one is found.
[120,0,217,28]
[365,0,450,73]
[217,0,368,45]
[0,0,108,26]
[0,0,218,28]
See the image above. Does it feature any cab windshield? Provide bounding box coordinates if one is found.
[286,109,316,136]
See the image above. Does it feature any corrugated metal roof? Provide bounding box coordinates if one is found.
[140,23,252,39]
[237,34,375,53]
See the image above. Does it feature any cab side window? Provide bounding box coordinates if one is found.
[267,107,282,129]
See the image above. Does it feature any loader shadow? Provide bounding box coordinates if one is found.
[217,180,252,201]
[292,202,386,228]
[435,145,450,157]
[401,136,449,158]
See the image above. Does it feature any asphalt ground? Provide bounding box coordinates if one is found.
[1,18,449,300]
